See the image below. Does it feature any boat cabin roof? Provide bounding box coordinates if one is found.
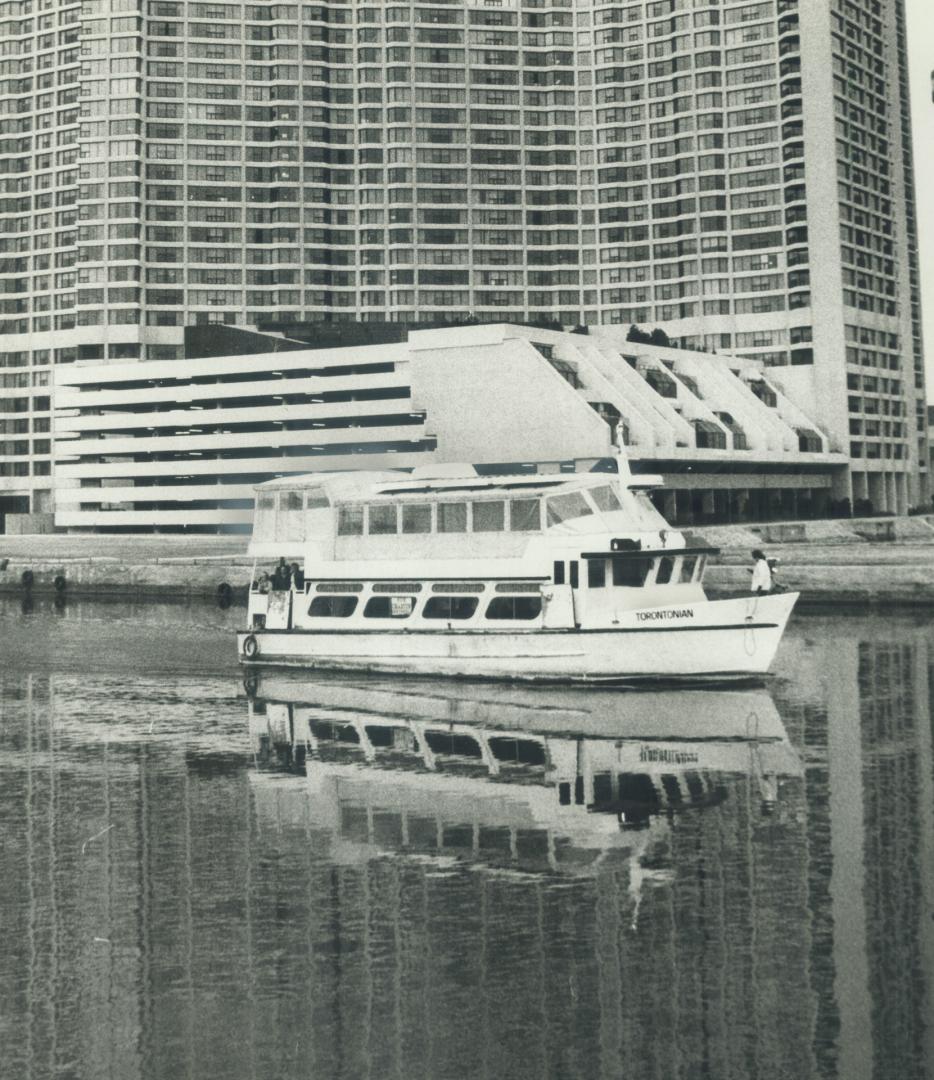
[254,465,664,504]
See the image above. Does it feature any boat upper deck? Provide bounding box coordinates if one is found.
[248,463,676,562]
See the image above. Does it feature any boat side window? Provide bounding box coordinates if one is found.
[422,595,479,620]
[680,556,697,582]
[363,595,416,618]
[546,491,593,526]
[553,560,565,585]
[509,497,541,531]
[368,504,398,535]
[472,499,505,532]
[587,558,606,588]
[569,560,579,589]
[402,503,432,533]
[655,555,675,585]
[337,505,364,536]
[308,595,358,617]
[590,484,622,513]
[485,596,543,620]
[612,556,651,587]
[438,501,467,533]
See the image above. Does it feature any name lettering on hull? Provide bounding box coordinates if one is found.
[635,608,694,622]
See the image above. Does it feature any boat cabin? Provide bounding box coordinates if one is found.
[247,464,717,633]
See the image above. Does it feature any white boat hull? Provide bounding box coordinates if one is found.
[238,592,797,684]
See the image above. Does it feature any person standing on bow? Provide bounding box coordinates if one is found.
[750,549,772,594]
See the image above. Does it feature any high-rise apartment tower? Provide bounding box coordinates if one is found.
[0,0,926,522]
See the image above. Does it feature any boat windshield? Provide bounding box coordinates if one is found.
[546,491,594,526]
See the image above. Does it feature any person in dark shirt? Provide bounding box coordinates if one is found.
[272,557,290,591]
[290,562,304,592]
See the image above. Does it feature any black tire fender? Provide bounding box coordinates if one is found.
[242,634,259,659]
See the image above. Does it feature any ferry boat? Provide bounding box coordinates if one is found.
[237,457,797,683]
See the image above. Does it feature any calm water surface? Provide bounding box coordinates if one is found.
[0,596,932,1080]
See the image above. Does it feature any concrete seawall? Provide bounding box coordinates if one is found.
[2,525,934,606]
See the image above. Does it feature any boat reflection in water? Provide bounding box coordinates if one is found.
[246,672,802,885]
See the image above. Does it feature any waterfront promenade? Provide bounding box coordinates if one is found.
[2,519,934,605]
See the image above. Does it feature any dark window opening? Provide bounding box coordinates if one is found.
[587,559,606,588]
[612,557,651,587]
[363,595,415,618]
[553,560,565,585]
[485,596,542,620]
[308,595,358,617]
[422,595,479,620]
[655,556,675,584]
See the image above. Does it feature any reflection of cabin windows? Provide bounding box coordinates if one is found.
[680,556,697,582]
[368,504,398,535]
[587,559,606,588]
[655,555,675,584]
[472,499,505,532]
[422,595,479,619]
[363,595,415,618]
[423,730,482,757]
[509,497,540,531]
[612,557,651,587]
[308,595,358,617]
[402,503,432,533]
[488,736,546,765]
[590,484,622,513]
[438,501,467,533]
[546,491,593,526]
[485,595,542,619]
[337,506,363,535]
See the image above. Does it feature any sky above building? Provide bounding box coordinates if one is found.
[907,0,934,398]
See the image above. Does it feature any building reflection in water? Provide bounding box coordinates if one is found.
[1,613,932,1080]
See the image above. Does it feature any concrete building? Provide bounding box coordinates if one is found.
[53,322,847,531]
[0,0,926,524]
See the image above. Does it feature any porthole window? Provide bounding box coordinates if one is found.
[485,596,542,620]
[422,595,479,619]
[308,595,358,617]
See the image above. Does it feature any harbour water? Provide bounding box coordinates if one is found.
[1,596,932,1080]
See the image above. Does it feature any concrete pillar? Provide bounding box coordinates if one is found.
[896,472,908,515]
[867,472,883,514]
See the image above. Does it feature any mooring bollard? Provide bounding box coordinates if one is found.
[53,573,67,593]
[20,569,34,591]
